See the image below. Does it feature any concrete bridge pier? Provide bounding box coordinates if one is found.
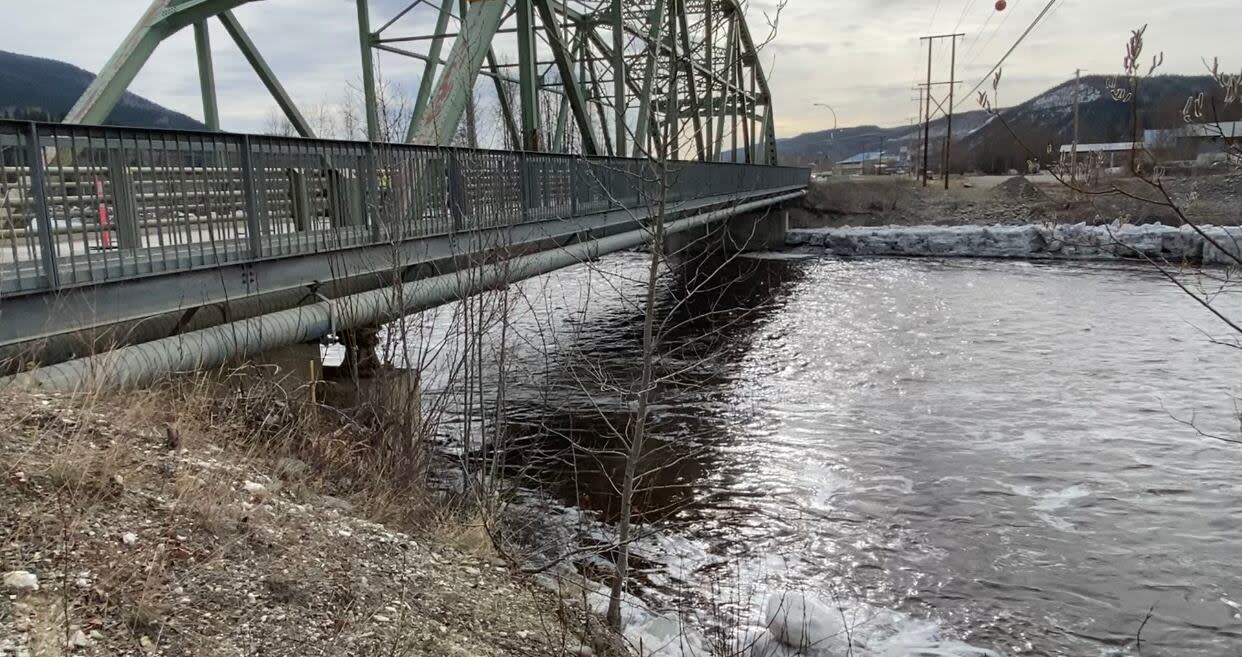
[724,206,790,253]
[250,325,383,405]
[663,221,716,260]
[663,204,792,259]
[330,327,382,381]
[251,341,324,402]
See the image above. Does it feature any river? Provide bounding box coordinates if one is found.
[398,253,1242,657]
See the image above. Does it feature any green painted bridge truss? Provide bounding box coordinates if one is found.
[66,0,780,164]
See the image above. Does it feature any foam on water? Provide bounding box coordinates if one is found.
[517,494,1000,657]
[1007,483,1091,532]
[617,589,1003,657]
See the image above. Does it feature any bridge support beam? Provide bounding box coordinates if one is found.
[5,191,804,392]
[356,0,379,141]
[64,2,168,126]
[407,0,455,143]
[65,0,781,163]
[218,11,316,137]
[411,0,507,145]
[64,0,261,127]
[194,21,220,131]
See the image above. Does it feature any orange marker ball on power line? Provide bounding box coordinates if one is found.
[995,0,1007,10]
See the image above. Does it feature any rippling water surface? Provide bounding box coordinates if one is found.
[411,254,1242,656]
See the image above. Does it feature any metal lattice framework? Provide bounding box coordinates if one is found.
[65,0,779,164]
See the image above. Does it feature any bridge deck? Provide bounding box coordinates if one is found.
[0,120,807,359]
[2,120,805,296]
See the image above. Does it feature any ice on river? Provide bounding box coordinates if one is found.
[786,223,1242,264]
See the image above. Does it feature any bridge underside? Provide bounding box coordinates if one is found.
[6,188,803,390]
[4,0,799,385]
[0,120,805,377]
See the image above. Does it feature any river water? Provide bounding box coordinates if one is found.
[404,253,1242,657]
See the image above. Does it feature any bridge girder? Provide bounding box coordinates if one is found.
[63,0,779,163]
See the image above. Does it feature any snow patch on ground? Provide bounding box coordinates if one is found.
[787,223,1242,264]
[1030,84,1103,110]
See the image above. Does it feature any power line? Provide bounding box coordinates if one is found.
[953,0,979,35]
[962,6,999,60]
[966,0,1061,99]
[927,0,945,31]
[1046,0,1070,24]
[966,0,1019,68]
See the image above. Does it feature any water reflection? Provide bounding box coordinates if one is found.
[502,252,809,524]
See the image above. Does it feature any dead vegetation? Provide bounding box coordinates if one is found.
[796,178,917,220]
[792,170,1242,228]
[0,374,617,657]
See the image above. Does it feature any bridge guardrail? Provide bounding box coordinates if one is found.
[0,120,808,296]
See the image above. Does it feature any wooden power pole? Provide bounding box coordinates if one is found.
[919,33,965,188]
[912,86,926,180]
[1071,68,1083,184]
[943,34,960,190]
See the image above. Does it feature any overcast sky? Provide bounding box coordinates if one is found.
[5,0,1238,140]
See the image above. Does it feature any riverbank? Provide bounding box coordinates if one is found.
[792,173,1242,228]
[0,382,616,657]
[787,222,1242,263]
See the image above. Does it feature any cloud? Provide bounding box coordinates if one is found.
[4,0,1238,140]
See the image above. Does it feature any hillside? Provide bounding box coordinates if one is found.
[772,111,991,168]
[0,50,204,130]
[777,74,1241,174]
[956,74,1241,173]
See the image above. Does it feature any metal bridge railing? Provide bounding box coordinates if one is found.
[0,120,808,296]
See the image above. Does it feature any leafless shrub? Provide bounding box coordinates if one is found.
[799,177,914,218]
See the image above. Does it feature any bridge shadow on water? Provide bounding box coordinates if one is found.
[499,251,809,526]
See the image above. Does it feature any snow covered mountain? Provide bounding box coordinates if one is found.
[776,74,1238,174]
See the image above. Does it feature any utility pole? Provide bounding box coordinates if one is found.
[1071,68,1083,184]
[943,34,960,190]
[919,33,964,187]
[922,37,933,187]
[909,115,919,178]
[912,86,926,180]
[917,79,964,188]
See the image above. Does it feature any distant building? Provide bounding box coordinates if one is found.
[837,151,895,175]
[1058,142,1143,169]
[1144,121,1242,163]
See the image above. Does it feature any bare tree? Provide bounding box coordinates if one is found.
[979,26,1242,445]
[262,108,298,137]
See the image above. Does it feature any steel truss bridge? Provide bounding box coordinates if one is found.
[68,0,779,162]
[0,0,804,388]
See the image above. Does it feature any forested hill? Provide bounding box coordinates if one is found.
[0,50,204,130]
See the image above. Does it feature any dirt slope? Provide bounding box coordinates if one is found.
[1,388,609,657]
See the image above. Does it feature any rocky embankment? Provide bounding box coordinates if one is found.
[787,223,1242,263]
[0,389,613,657]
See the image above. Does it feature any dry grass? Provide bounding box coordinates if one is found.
[0,370,601,657]
[432,511,501,560]
[793,171,1242,230]
[800,177,916,218]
